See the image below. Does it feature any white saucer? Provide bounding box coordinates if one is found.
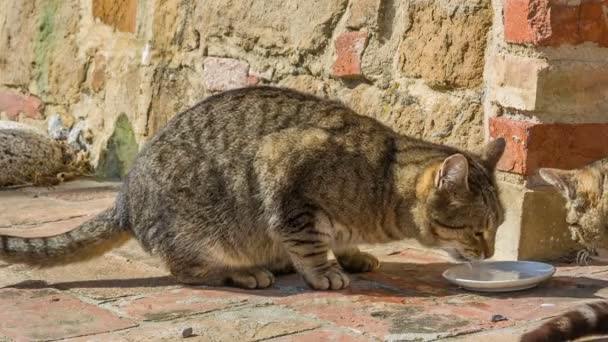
[442,261,556,293]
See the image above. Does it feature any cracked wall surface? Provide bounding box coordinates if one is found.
[0,0,493,173]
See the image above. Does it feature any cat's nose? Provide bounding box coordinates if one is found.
[482,241,494,259]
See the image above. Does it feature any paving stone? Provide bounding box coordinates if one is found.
[2,179,608,341]
[0,288,136,341]
[270,328,372,341]
[108,287,268,321]
[0,190,113,229]
[66,306,320,342]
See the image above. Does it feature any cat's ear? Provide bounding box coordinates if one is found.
[539,168,576,199]
[435,154,469,192]
[481,138,506,169]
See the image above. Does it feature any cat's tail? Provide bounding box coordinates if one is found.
[520,301,608,342]
[0,206,131,267]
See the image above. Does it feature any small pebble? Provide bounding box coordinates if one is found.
[181,327,193,338]
[491,314,508,322]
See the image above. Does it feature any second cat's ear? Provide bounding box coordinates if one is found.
[435,154,469,192]
[539,168,576,199]
[481,138,506,169]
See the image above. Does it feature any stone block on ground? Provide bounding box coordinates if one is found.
[69,306,321,342]
[0,288,136,341]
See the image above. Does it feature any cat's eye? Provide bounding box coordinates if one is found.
[474,232,483,238]
[432,219,466,229]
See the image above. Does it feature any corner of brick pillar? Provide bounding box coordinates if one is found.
[486,0,608,261]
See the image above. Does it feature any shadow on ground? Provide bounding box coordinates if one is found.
[6,261,608,301]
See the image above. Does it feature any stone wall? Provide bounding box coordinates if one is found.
[0,0,492,176]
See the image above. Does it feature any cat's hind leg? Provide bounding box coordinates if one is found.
[169,261,275,289]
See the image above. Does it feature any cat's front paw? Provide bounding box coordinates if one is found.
[303,266,350,290]
[337,252,380,273]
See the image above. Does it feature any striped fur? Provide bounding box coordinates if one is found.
[0,87,505,290]
[521,301,608,342]
[0,207,130,267]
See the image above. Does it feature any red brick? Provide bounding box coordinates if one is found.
[0,90,44,120]
[0,288,136,341]
[333,31,368,78]
[247,74,259,86]
[504,0,608,47]
[203,57,250,91]
[504,0,537,43]
[580,1,608,44]
[489,117,608,175]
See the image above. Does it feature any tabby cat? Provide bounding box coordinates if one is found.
[0,128,87,187]
[0,86,505,290]
[521,160,608,341]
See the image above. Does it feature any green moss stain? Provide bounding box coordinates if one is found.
[97,113,139,179]
[34,0,59,94]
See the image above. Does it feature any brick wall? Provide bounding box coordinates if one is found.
[483,0,608,260]
[487,0,608,177]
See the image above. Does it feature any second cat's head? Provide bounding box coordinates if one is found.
[414,138,506,261]
[539,160,608,248]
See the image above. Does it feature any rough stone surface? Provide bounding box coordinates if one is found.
[489,54,549,112]
[489,117,608,175]
[89,54,107,93]
[342,82,485,151]
[1,180,607,341]
[488,54,608,122]
[92,0,138,33]
[0,288,136,341]
[0,0,493,174]
[494,181,581,261]
[398,0,493,89]
[203,57,250,92]
[47,113,69,139]
[346,0,382,30]
[505,0,608,46]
